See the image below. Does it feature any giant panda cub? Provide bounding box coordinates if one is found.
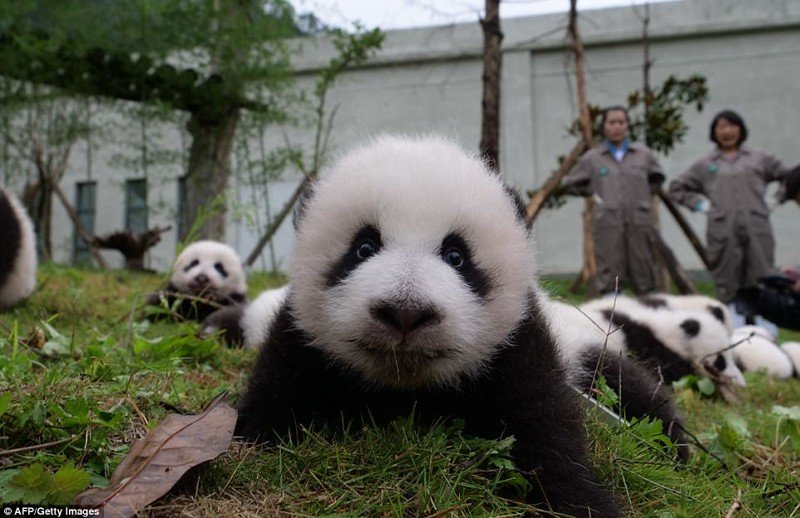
[237,135,623,517]
[731,326,794,379]
[544,299,688,460]
[780,342,800,377]
[203,285,288,348]
[0,189,37,309]
[580,296,746,386]
[147,240,247,322]
[638,293,734,334]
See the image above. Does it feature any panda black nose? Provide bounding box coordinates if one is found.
[370,303,440,334]
[195,273,210,285]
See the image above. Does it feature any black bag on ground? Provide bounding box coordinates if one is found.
[734,275,800,330]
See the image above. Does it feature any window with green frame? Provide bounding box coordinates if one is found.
[125,179,148,233]
[73,181,96,265]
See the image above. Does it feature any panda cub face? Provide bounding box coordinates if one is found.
[675,314,745,386]
[170,240,246,300]
[290,135,534,389]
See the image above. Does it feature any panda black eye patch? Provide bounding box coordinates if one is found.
[439,233,491,298]
[713,354,727,372]
[183,259,200,272]
[214,262,228,277]
[326,225,382,287]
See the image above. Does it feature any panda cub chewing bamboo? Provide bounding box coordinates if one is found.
[238,135,680,517]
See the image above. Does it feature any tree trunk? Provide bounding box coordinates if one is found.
[568,0,597,293]
[479,0,502,173]
[26,179,53,261]
[183,106,240,242]
[571,197,598,296]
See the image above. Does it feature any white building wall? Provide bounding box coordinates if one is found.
[10,0,798,275]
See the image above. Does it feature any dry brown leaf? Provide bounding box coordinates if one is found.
[74,392,237,517]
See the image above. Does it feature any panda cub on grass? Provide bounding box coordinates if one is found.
[580,296,745,386]
[638,293,734,334]
[731,326,795,379]
[235,135,690,517]
[148,240,247,322]
[544,299,688,461]
[0,189,37,309]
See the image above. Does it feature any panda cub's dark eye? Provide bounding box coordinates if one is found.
[214,262,228,277]
[183,259,200,272]
[356,239,379,260]
[442,248,464,269]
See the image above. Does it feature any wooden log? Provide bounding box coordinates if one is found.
[646,227,697,294]
[657,189,711,271]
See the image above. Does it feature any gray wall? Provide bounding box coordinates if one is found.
[21,0,800,274]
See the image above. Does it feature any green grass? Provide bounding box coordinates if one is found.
[1,265,799,516]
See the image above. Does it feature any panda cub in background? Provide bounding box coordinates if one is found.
[638,293,734,334]
[236,135,623,517]
[581,296,745,386]
[148,240,247,322]
[0,189,37,309]
[731,326,795,379]
[781,342,800,377]
[544,299,688,461]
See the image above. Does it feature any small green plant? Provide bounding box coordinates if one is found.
[0,463,90,505]
[673,374,717,397]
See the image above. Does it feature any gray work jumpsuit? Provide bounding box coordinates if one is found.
[563,142,665,295]
[668,146,792,302]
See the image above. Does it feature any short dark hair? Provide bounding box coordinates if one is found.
[710,110,748,146]
[601,105,630,128]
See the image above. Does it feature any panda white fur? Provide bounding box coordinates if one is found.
[638,293,734,334]
[731,326,794,379]
[544,299,627,362]
[0,189,37,308]
[780,342,800,377]
[580,296,745,386]
[240,285,288,349]
[202,285,288,348]
[236,135,625,516]
[148,240,247,322]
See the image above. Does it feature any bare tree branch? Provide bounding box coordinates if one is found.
[524,140,587,224]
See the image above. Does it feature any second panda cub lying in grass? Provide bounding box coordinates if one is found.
[147,240,247,322]
[236,135,687,517]
[579,295,746,386]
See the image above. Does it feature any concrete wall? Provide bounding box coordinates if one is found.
[7,0,798,275]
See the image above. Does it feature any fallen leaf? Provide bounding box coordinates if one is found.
[73,392,236,517]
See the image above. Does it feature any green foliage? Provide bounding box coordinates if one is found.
[629,75,709,155]
[568,75,709,155]
[0,463,90,505]
[673,374,717,397]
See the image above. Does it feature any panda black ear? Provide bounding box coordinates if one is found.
[503,184,532,232]
[680,318,700,337]
[292,182,316,230]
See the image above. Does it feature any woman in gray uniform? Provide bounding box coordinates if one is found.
[669,110,794,305]
[562,106,665,296]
